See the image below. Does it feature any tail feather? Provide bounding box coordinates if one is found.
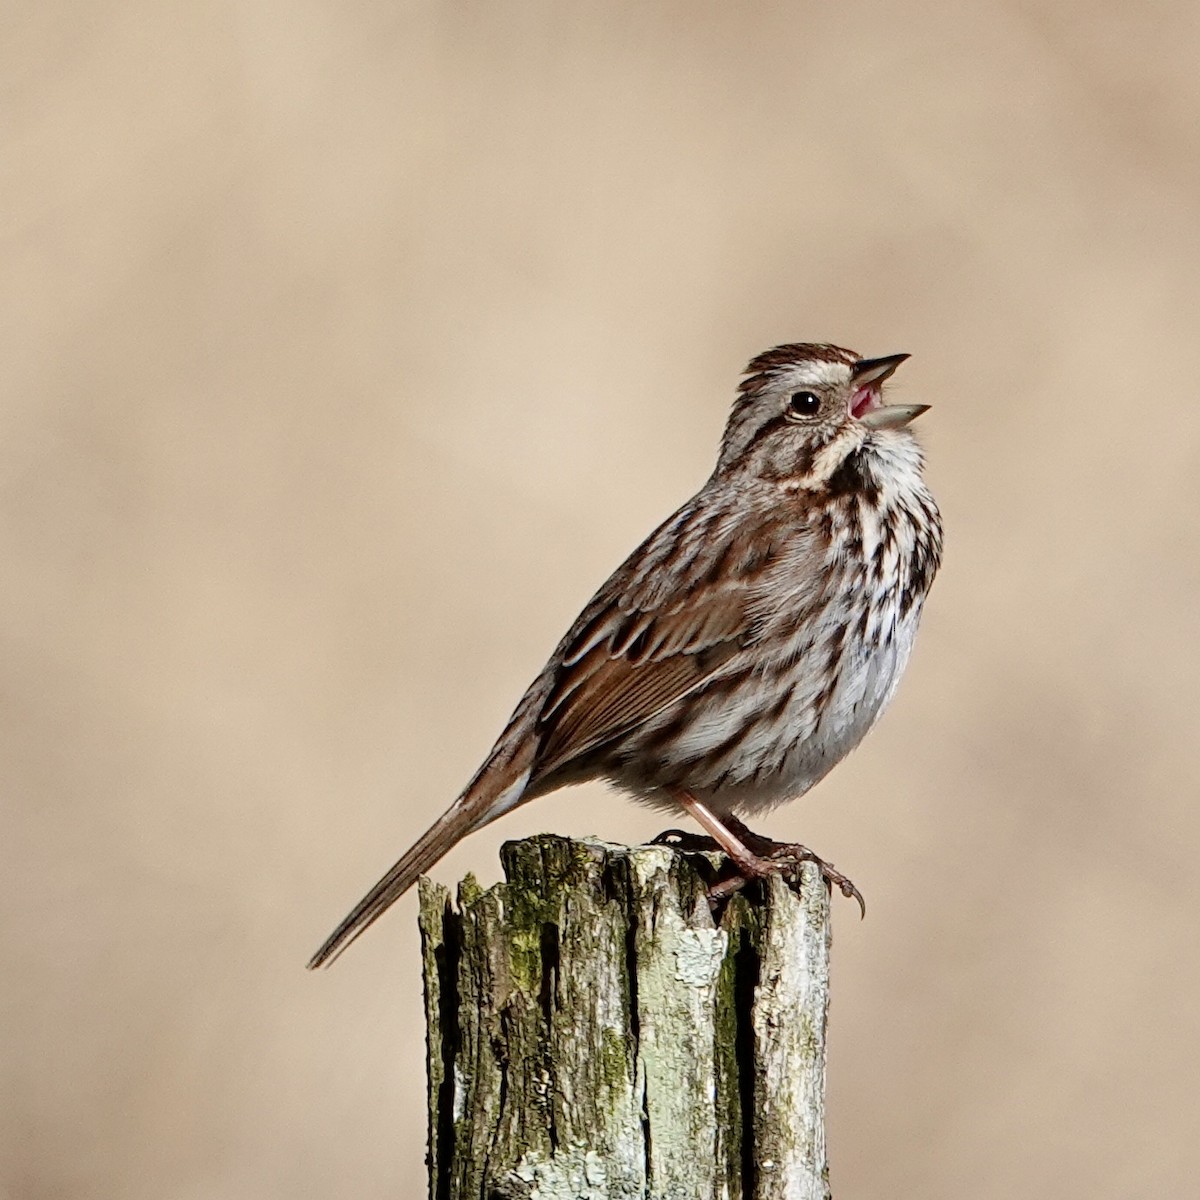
[306,806,474,968]
[307,763,533,969]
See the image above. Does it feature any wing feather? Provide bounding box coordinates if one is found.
[531,500,799,781]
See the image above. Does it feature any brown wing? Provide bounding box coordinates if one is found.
[531,499,791,781]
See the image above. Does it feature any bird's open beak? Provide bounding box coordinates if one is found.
[859,403,929,429]
[850,353,929,429]
[852,353,910,387]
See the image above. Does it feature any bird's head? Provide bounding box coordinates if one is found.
[716,343,928,486]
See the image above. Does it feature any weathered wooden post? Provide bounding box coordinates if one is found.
[419,835,831,1200]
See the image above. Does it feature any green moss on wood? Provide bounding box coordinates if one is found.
[421,837,831,1200]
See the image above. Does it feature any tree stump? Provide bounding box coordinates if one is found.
[419,835,832,1200]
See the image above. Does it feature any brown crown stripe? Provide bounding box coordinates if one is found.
[740,342,860,388]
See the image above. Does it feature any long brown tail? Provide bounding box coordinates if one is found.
[306,758,532,969]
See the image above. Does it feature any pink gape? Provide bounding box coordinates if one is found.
[850,384,880,419]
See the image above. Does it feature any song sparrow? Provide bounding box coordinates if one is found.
[309,343,941,967]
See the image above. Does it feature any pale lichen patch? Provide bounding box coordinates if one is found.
[505,1145,644,1200]
[672,927,727,987]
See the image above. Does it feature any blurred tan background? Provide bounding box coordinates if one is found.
[4,1,1199,1196]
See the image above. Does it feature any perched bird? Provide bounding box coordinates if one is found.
[309,343,942,967]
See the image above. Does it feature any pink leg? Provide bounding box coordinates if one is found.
[672,791,865,916]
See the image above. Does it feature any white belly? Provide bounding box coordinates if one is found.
[703,604,922,818]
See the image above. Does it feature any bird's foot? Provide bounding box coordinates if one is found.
[720,816,864,915]
[650,828,724,853]
[703,817,865,915]
[707,847,864,916]
[656,800,865,916]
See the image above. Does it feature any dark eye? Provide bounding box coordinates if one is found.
[788,391,821,417]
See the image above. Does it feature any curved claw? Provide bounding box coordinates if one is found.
[750,841,865,917]
[834,875,867,919]
[705,848,866,917]
[798,858,865,918]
